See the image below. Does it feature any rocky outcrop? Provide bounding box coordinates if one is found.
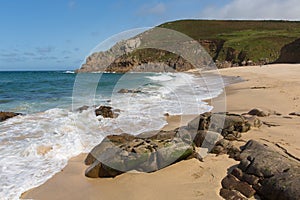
[220,140,300,200]
[0,111,20,122]
[84,131,193,178]
[187,112,252,141]
[76,37,141,73]
[85,112,256,178]
[276,38,300,63]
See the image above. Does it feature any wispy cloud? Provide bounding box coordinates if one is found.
[33,56,58,60]
[200,0,300,20]
[36,46,55,54]
[0,53,18,57]
[137,2,166,16]
[24,52,35,56]
[62,50,72,55]
[0,52,26,62]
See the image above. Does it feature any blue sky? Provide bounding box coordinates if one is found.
[0,0,299,71]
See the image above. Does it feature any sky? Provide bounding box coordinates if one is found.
[0,0,299,71]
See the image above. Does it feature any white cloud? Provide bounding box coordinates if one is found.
[138,3,166,15]
[200,0,300,20]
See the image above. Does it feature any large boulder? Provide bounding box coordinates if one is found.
[0,111,20,122]
[85,131,193,178]
[220,140,300,200]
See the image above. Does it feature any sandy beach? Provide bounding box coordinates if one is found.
[21,64,300,200]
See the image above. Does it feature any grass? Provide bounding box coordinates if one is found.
[158,20,300,63]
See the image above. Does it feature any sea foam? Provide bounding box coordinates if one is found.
[0,72,227,199]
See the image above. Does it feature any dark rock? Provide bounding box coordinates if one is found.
[118,89,142,94]
[95,106,115,118]
[226,140,300,200]
[239,140,293,178]
[221,174,256,198]
[289,112,300,116]
[76,105,89,112]
[211,139,241,160]
[248,108,269,117]
[0,111,20,122]
[231,168,260,185]
[276,38,300,63]
[220,188,247,200]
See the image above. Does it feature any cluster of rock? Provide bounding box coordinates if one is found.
[84,112,260,178]
[220,140,300,200]
[0,111,20,122]
[117,89,141,94]
[95,106,119,118]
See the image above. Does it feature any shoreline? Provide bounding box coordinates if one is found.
[21,64,300,200]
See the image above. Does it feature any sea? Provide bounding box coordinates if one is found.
[0,70,236,199]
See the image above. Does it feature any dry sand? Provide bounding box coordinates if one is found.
[21,64,300,200]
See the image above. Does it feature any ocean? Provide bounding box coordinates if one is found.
[0,70,233,199]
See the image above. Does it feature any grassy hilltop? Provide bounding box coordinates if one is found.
[79,20,300,72]
[159,20,300,64]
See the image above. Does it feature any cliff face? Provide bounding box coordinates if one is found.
[77,20,300,73]
[276,38,300,63]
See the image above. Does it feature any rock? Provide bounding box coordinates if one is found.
[118,89,141,94]
[76,105,89,112]
[85,130,193,178]
[221,174,256,198]
[187,112,251,140]
[289,112,300,116]
[220,188,247,200]
[242,115,262,128]
[221,140,300,200]
[85,160,101,178]
[239,140,293,178]
[248,108,269,117]
[0,111,20,122]
[95,106,115,118]
[211,138,241,160]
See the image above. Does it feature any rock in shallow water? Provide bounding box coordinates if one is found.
[0,111,20,122]
[95,106,117,118]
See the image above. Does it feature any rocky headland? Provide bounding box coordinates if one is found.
[76,20,300,73]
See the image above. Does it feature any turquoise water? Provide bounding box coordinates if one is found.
[0,71,156,114]
[0,70,230,199]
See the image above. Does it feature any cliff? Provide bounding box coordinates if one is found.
[76,20,300,73]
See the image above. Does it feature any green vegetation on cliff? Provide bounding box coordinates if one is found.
[159,20,300,64]
[79,20,300,72]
